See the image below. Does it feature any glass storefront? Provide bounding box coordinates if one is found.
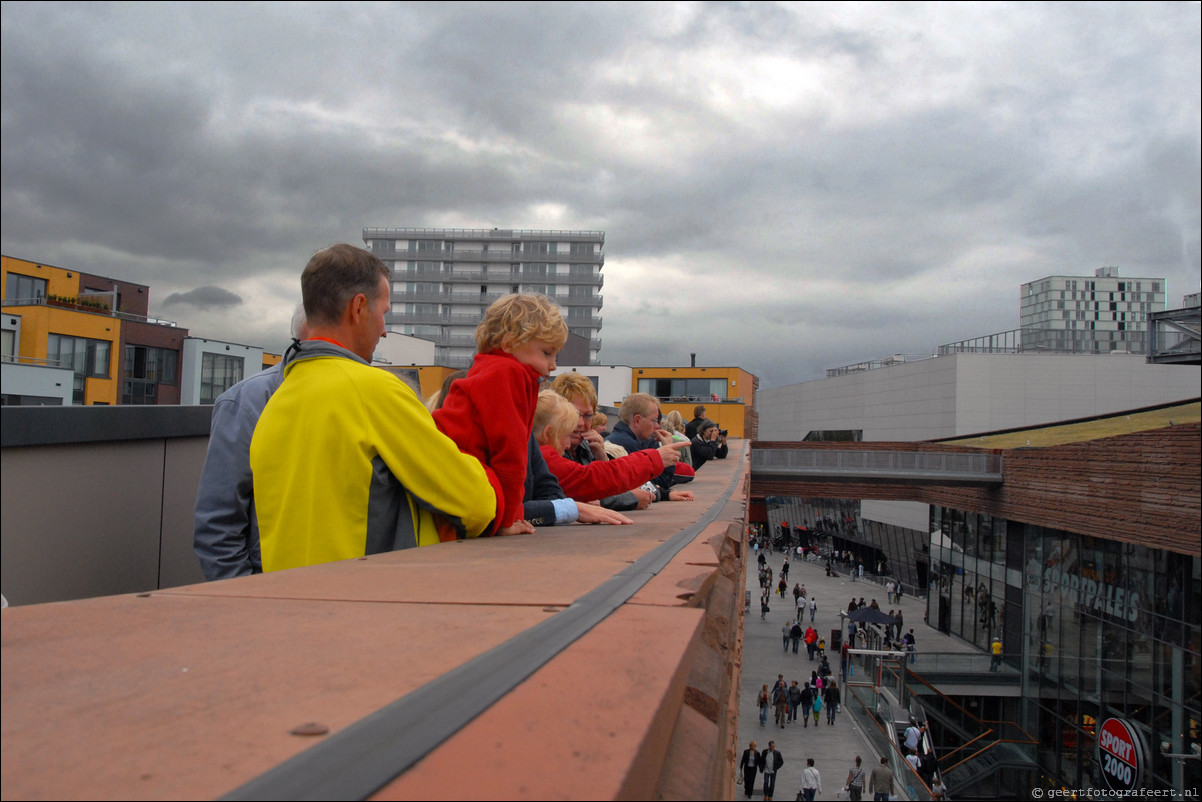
[764,497,929,594]
[929,507,1201,795]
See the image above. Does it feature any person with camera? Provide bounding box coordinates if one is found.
[690,420,728,471]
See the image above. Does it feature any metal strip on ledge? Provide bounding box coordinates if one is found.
[221,445,746,802]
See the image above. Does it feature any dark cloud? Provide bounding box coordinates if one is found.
[160,286,243,310]
[2,2,1198,387]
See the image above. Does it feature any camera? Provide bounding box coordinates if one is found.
[718,429,728,437]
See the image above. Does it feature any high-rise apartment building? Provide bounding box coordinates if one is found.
[362,228,604,368]
[1020,266,1165,353]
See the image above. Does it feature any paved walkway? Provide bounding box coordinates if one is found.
[736,547,933,801]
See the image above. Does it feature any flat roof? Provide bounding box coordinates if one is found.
[939,399,1201,449]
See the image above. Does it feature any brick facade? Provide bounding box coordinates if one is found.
[751,421,1201,557]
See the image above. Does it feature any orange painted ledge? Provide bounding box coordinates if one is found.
[1,444,749,801]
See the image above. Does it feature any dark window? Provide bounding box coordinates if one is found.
[123,345,179,404]
[47,333,112,404]
[200,353,245,405]
[5,273,47,303]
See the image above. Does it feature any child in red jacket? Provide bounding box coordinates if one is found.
[433,293,567,535]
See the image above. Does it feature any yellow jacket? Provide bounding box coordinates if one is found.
[250,340,498,571]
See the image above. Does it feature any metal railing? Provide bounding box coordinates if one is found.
[1,297,180,327]
[648,394,745,405]
[883,653,1038,797]
[364,226,605,240]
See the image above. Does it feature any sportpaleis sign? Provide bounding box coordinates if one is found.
[1097,718,1145,792]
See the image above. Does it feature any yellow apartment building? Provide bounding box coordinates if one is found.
[2,256,122,405]
[631,365,758,439]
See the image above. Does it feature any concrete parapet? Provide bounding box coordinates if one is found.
[1,444,750,800]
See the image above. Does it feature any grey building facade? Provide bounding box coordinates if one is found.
[363,227,604,368]
[1020,266,1166,354]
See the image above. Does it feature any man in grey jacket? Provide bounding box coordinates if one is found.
[192,304,306,580]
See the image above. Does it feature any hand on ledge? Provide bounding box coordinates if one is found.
[498,520,537,536]
[575,503,634,525]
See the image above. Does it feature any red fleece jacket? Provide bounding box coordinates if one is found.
[539,443,665,502]
[433,350,540,530]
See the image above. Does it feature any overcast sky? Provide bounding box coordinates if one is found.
[3,2,1199,387]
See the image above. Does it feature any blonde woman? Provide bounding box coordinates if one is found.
[662,410,693,467]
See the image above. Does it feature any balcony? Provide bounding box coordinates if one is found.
[1,296,181,328]
[393,267,604,286]
[392,290,602,310]
[386,311,484,326]
[364,226,605,244]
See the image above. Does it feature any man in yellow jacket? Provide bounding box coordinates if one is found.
[250,244,500,571]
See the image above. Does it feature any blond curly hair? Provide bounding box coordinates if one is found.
[476,293,568,354]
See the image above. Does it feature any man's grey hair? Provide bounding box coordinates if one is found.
[290,301,308,339]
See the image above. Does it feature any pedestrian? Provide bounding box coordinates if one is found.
[990,637,1002,670]
[869,756,893,801]
[739,740,761,797]
[791,621,803,655]
[760,741,784,801]
[799,682,814,729]
[811,686,823,726]
[903,720,922,754]
[886,580,895,604]
[904,628,917,664]
[761,598,770,620]
[798,758,821,802]
[758,684,770,726]
[825,679,841,725]
[782,620,792,651]
[809,596,817,623]
[931,772,948,801]
[919,748,937,788]
[845,756,867,802]
[787,680,802,723]
[773,679,789,729]
[778,576,788,599]
[804,626,818,660]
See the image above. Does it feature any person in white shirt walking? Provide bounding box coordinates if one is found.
[799,758,821,802]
